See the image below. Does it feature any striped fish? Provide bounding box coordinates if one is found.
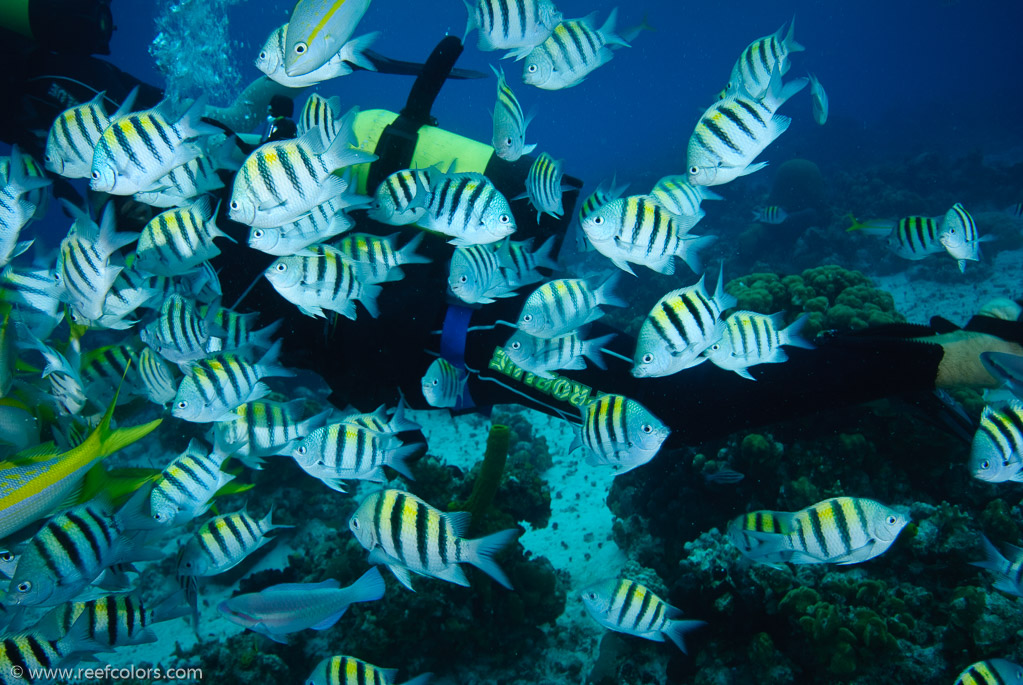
[80,344,139,405]
[954,659,1023,685]
[727,19,804,99]
[409,170,517,246]
[139,293,215,364]
[504,329,612,379]
[138,345,179,406]
[517,152,567,220]
[201,306,281,356]
[369,168,435,226]
[498,236,557,288]
[339,399,421,435]
[522,10,628,90]
[648,175,722,233]
[134,153,226,208]
[149,440,234,526]
[887,216,945,260]
[257,23,380,88]
[264,244,383,320]
[808,72,828,125]
[55,202,138,323]
[91,95,217,195]
[44,88,134,179]
[299,93,344,150]
[939,202,990,272]
[751,205,788,225]
[0,265,63,321]
[248,195,362,257]
[580,194,715,275]
[578,177,628,226]
[229,107,376,228]
[704,310,813,380]
[571,394,670,474]
[285,0,373,77]
[0,622,100,679]
[727,510,794,559]
[743,497,909,566]
[5,497,153,607]
[448,243,516,304]
[135,197,233,275]
[19,331,88,416]
[491,64,536,162]
[687,66,807,187]
[464,0,562,59]
[972,535,1023,599]
[348,488,519,591]
[516,274,627,339]
[213,399,329,463]
[580,578,705,653]
[291,421,420,491]
[970,400,1023,483]
[93,266,158,331]
[421,358,467,409]
[178,508,291,577]
[0,146,49,269]
[36,592,188,648]
[172,340,295,423]
[336,232,430,283]
[306,655,432,685]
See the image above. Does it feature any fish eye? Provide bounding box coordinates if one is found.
[981,460,991,469]
[17,581,31,592]
[522,314,533,322]
[886,515,897,525]
[153,512,164,521]
[586,591,596,599]
[528,65,537,73]
[275,263,287,272]
[641,424,653,433]
[0,551,12,561]
[499,214,511,223]
[511,341,521,350]
[711,344,720,350]
[177,401,187,409]
[259,51,266,60]
[297,445,306,455]
[432,379,439,386]
[351,518,360,530]
[91,171,99,180]
[230,200,239,210]
[642,353,653,363]
[505,137,513,145]
[592,216,604,225]
[294,42,307,55]
[253,230,263,238]
[689,166,699,175]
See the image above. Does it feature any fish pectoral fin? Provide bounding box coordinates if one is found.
[257,199,287,212]
[309,609,348,631]
[252,622,289,644]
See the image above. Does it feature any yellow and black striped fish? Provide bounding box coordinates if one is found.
[954,659,1023,685]
[516,274,627,339]
[299,93,343,151]
[648,175,721,232]
[138,345,179,406]
[336,232,430,284]
[727,510,793,556]
[420,358,467,409]
[580,577,705,652]
[213,399,327,463]
[574,393,670,474]
[140,293,215,364]
[264,244,383,320]
[369,168,435,226]
[727,19,804,99]
[522,9,629,90]
[149,439,234,526]
[305,654,432,685]
[409,170,516,246]
[135,196,233,276]
[970,401,1023,483]
[704,310,813,380]
[36,592,188,648]
[178,508,290,577]
[517,152,566,220]
[465,0,562,58]
[292,421,419,490]
[45,88,134,180]
[348,488,519,591]
[491,64,536,162]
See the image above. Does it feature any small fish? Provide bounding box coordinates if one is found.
[0,146,49,268]
[0,618,103,678]
[134,151,228,208]
[349,488,519,591]
[214,399,329,464]
[44,90,118,179]
[305,655,433,685]
[265,244,383,320]
[299,93,344,150]
[409,170,517,246]
[464,0,563,59]
[138,345,179,406]
[229,109,375,228]
[648,176,722,233]
[970,401,1023,482]
[219,567,385,644]
[522,10,629,91]
[491,64,536,162]
[633,269,736,378]
[140,293,216,364]
[752,206,788,224]
[580,578,705,652]
[727,510,793,561]
[369,168,436,226]
[291,422,420,491]
[248,196,360,257]
[91,96,218,195]
[687,67,807,187]
[704,310,814,380]
[704,467,745,484]
[19,330,88,416]
[448,243,516,304]
[135,197,233,276]
[727,19,804,99]
[887,216,945,260]
[178,508,292,577]
[284,0,373,77]
[808,72,828,125]
[516,274,627,339]
[149,440,234,526]
[571,394,670,474]
[971,535,1023,599]
[581,195,715,275]
[954,659,1023,685]
[336,232,431,284]
[503,330,612,379]
[339,399,420,435]
[421,358,468,409]
[35,592,189,648]
[257,24,379,88]
[741,497,908,565]
[499,236,558,289]
[172,341,295,423]
[516,152,568,220]
[939,202,991,272]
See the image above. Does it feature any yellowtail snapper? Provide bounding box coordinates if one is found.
[257,24,379,88]
[284,0,373,77]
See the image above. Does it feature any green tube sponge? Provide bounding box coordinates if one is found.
[462,424,511,530]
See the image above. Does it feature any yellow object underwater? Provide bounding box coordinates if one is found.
[0,389,162,541]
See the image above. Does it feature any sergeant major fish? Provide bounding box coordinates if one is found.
[149,439,234,526]
[248,196,360,257]
[369,168,436,226]
[571,394,670,475]
[752,206,788,225]
[953,660,1023,685]
[726,18,804,99]
[264,244,383,320]
[178,508,292,577]
[464,0,563,60]
[491,64,536,162]
[516,274,627,339]
[44,88,136,179]
[504,329,613,379]
[291,422,420,491]
[647,175,722,233]
[581,578,705,652]
[522,9,629,90]
[939,202,991,272]
[305,655,433,685]
[421,358,468,409]
[409,170,517,246]
[516,152,568,220]
[135,197,233,276]
[971,535,1023,599]
[213,400,330,465]
[970,400,1023,483]
[704,310,814,380]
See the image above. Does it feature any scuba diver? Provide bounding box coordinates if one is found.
[2,2,1021,449]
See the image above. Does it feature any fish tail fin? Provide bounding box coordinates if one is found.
[971,534,1009,572]
[780,313,815,350]
[345,32,381,72]
[599,8,630,48]
[388,393,421,433]
[322,106,379,171]
[531,235,559,271]
[344,566,387,605]
[397,232,431,265]
[783,16,805,53]
[464,527,520,590]
[663,618,707,653]
[357,283,383,319]
[385,443,422,481]
[178,93,220,139]
[462,0,477,43]
[595,272,628,309]
[583,333,615,370]
[714,262,737,310]
[679,234,717,274]
[256,339,295,378]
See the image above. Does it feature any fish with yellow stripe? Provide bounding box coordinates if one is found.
[45,87,136,180]
[409,170,517,246]
[516,274,627,339]
[336,232,431,283]
[464,0,562,60]
[954,659,1023,685]
[230,107,376,228]
[257,23,379,89]
[306,655,433,685]
[580,194,716,275]
[704,310,813,380]
[580,578,705,653]
[648,175,722,233]
[90,95,218,195]
[0,618,104,680]
[0,388,161,541]
[726,18,804,99]
[213,400,330,466]
[264,244,383,320]
[284,0,373,77]
[149,439,235,527]
[34,591,190,648]
[291,421,421,491]
[248,198,357,257]
[491,64,536,162]
[515,152,568,221]
[522,9,629,90]
[737,497,909,566]
[571,394,670,475]
[135,197,234,276]
[348,488,519,592]
[727,509,794,558]
[369,168,436,226]
[970,400,1023,483]
[177,507,292,577]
